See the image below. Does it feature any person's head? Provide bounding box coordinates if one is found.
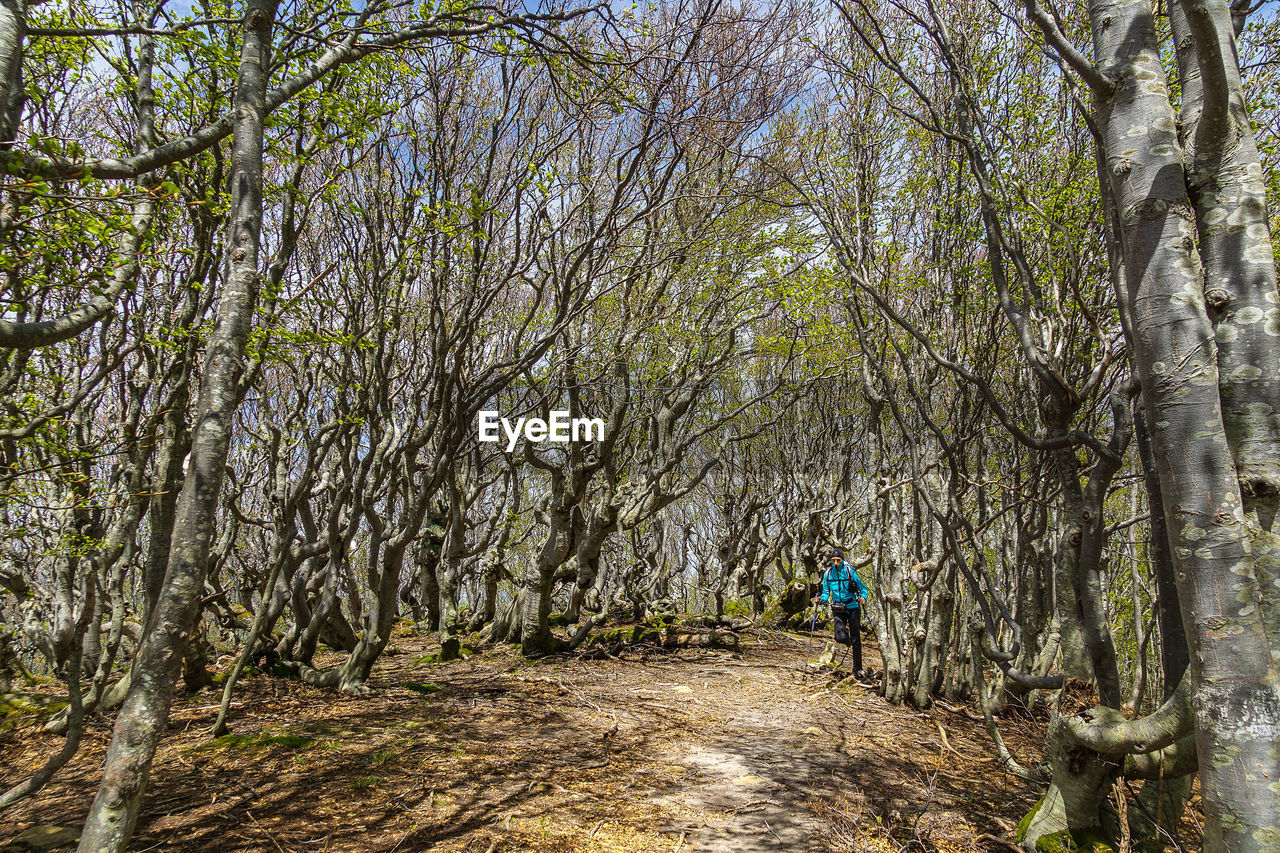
[828,547,843,566]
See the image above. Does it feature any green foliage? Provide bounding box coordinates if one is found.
[370,748,398,766]
[350,775,379,791]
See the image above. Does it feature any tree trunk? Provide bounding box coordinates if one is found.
[1087,0,1280,843]
[76,4,278,849]
[1016,719,1122,850]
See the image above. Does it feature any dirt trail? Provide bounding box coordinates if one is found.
[2,632,1041,852]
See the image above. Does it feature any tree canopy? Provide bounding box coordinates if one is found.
[2,0,1279,850]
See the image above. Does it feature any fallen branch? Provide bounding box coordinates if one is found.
[977,833,1024,853]
[937,722,963,757]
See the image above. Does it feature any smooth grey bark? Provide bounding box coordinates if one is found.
[76,3,278,849]
[291,460,433,691]
[51,428,151,731]
[1050,0,1280,845]
[1132,401,1188,696]
[438,462,506,659]
[416,528,444,631]
[0,0,24,145]
[877,484,909,702]
[1048,392,1131,711]
[1172,0,1280,692]
[1064,678,1192,756]
[1172,0,1280,518]
[140,212,215,619]
[1126,406,1196,840]
[910,559,954,709]
[971,622,1043,784]
[1015,716,1121,847]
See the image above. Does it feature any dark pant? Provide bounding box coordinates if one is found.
[832,606,862,672]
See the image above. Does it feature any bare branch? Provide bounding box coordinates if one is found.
[1021,0,1114,94]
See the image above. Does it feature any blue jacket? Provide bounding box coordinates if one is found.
[820,560,869,608]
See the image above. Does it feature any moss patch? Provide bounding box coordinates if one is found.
[1016,795,1044,842]
[591,625,662,647]
[404,682,441,695]
[210,733,314,750]
[1,693,69,730]
[210,664,261,686]
[1032,828,1117,853]
[1035,830,1074,853]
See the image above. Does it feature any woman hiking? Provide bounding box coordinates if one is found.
[812,547,870,677]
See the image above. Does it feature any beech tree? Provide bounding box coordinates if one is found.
[786,0,1280,846]
[1,0,1278,850]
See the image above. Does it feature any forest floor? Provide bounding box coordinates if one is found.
[2,628,1052,853]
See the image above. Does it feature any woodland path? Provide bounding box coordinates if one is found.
[2,631,1042,853]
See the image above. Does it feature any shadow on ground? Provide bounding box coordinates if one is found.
[2,634,1042,852]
